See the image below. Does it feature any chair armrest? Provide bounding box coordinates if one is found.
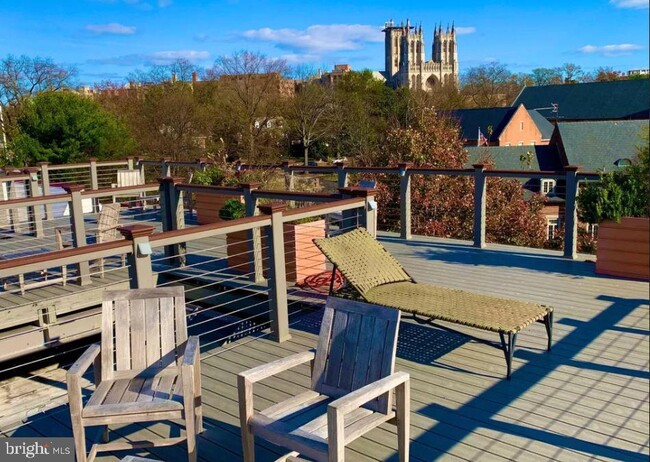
[67,343,101,378]
[239,350,315,384]
[328,371,410,416]
[181,336,201,368]
[66,344,101,415]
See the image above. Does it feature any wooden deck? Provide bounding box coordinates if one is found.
[2,233,649,461]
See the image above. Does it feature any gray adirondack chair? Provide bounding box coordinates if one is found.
[238,296,410,462]
[66,287,203,462]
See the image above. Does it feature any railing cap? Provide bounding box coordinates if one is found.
[158,176,184,185]
[565,165,581,172]
[258,202,287,215]
[472,163,486,170]
[37,162,50,166]
[23,167,40,174]
[397,162,413,169]
[63,185,84,193]
[160,157,172,162]
[338,186,377,197]
[240,182,261,190]
[118,224,156,239]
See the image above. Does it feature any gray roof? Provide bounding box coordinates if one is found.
[447,107,517,142]
[527,110,554,139]
[556,120,649,171]
[513,79,650,121]
[463,145,563,171]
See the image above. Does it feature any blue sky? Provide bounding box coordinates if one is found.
[2,0,648,85]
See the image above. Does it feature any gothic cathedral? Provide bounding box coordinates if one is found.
[382,19,459,91]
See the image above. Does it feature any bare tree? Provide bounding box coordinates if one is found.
[127,58,200,85]
[207,51,289,161]
[461,62,521,107]
[0,55,77,105]
[286,83,336,165]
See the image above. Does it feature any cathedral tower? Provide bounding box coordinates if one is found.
[383,20,459,91]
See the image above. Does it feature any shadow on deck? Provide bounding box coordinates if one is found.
[1,233,648,461]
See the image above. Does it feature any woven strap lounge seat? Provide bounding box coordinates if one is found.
[313,228,553,379]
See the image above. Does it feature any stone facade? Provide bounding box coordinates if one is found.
[382,19,459,91]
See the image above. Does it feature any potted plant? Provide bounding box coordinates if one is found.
[192,166,243,224]
[218,199,254,274]
[578,145,649,280]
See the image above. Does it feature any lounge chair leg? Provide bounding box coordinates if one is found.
[499,331,517,380]
[544,311,553,351]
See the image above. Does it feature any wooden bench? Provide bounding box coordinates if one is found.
[314,228,554,379]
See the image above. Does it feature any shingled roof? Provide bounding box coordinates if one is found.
[463,145,563,171]
[555,120,649,171]
[512,79,650,121]
[447,107,517,142]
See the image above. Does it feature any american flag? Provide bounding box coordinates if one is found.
[478,128,489,146]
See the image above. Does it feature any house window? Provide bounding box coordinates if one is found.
[520,121,524,130]
[547,218,560,240]
[587,223,599,237]
[254,121,260,129]
[542,179,556,195]
[518,142,524,146]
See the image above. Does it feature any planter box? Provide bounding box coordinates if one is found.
[226,220,326,283]
[284,219,326,283]
[596,217,649,280]
[195,192,243,225]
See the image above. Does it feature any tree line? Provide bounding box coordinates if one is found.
[1,52,645,167]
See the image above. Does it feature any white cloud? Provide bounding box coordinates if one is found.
[243,24,383,54]
[454,26,476,35]
[86,23,136,35]
[609,0,648,9]
[579,43,643,56]
[148,50,210,64]
[157,0,172,7]
[280,53,321,64]
[89,50,210,66]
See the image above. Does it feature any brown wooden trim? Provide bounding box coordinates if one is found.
[283,198,364,218]
[0,192,71,208]
[118,224,156,239]
[149,214,269,242]
[175,183,243,194]
[259,203,287,215]
[0,240,130,272]
[253,190,340,200]
[81,183,159,197]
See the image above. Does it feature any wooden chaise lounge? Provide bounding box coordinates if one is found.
[313,228,553,379]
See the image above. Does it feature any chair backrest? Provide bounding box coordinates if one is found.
[311,296,400,414]
[101,287,188,380]
[313,227,412,297]
[117,169,144,187]
[97,203,121,242]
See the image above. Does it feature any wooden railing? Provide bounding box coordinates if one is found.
[0,189,372,343]
[2,156,602,259]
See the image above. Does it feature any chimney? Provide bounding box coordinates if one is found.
[192,71,198,85]
[171,72,177,84]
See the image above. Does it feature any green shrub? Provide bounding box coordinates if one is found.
[219,198,246,220]
[578,133,649,223]
[192,166,225,186]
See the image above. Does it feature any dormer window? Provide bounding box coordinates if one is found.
[614,158,632,168]
[542,179,556,195]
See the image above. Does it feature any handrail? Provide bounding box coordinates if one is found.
[81,183,159,199]
[176,183,243,195]
[253,190,341,202]
[0,193,71,210]
[282,197,365,223]
[149,215,271,248]
[0,239,132,278]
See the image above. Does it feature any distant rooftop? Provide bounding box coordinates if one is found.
[513,79,650,121]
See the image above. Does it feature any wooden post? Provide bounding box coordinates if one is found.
[563,166,580,260]
[241,182,264,282]
[282,161,294,191]
[127,156,135,170]
[259,203,291,342]
[161,157,172,178]
[136,156,146,183]
[335,161,348,188]
[89,158,99,213]
[473,163,487,248]
[38,162,53,220]
[398,162,412,240]
[159,177,186,266]
[64,185,91,286]
[24,168,44,238]
[118,224,156,289]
